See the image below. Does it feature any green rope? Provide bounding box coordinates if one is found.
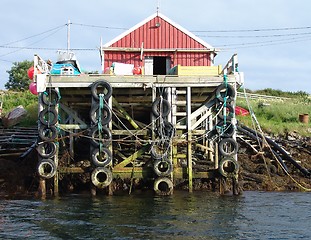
[98,94,105,151]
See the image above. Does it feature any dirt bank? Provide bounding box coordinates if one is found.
[238,133,311,191]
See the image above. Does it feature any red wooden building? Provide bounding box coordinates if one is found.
[101,12,218,75]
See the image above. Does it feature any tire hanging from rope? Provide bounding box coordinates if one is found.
[91,167,113,188]
[39,108,58,126]
[218,138,238,157]
[37,158,57,179]
[152,97,171,117]
[91,147,112,167]
[37,141,57,158]
[154,177,174,195]
[218,157,239,178]
[41,88,60,106]
[153,159,173,177]
[39,125,58,141]
[90,126,112,147]
[91,80,113,101]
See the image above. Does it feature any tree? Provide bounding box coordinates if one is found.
[5,60,33,91]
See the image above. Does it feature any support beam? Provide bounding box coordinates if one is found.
[59,103,87,125]
[112,97,140,130]
[113,145,149,169]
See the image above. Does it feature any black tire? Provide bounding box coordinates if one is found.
[216,121,235,138]
[91,80,112,101]
[37,141,57,158]
[91,147,112,167]
[215,83,236,103]
[218,158,239,178]
[41,88,60,106]
[90,126,112,147]
[218,138,238,156]
[39,108,58,126]
[90,104,112,125]
[37,158,56,179]
[91,167,113,188]
[218,103,234,121]
[38,125,58,141]
[154,177,173,195]
[151,141,169,160]
[153,159,173,177]
[152,97,171,117]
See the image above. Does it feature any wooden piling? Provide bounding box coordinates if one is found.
[187,87,193,192]
[38,178,46,199]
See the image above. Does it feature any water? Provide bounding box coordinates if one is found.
[0,191,310,239]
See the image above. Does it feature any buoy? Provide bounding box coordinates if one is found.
[27,66,34,80]
[133,66,142,75]
[29,81,38,95]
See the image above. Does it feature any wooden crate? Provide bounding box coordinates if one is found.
[169,65,222,76]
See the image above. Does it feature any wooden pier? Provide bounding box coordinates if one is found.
[34,55,244,197]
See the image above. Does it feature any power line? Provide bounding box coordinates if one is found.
[0,24,67,46]
[216,36,311,49]
[0,45,97,51]
[196,31,311,38]
[192,26,311,33]
[0,25,67,58]
[71,22,127,30]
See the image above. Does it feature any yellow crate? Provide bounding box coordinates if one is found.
[169,65,222,76]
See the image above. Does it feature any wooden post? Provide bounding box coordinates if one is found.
[187,87,193,192]
[54,145,59,197]
[38,178,46,199]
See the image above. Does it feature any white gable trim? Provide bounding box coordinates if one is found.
[103,13,215,50]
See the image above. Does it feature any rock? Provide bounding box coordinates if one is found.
[2,105,27,128]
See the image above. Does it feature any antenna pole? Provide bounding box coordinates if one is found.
[157,0,160,15]
[67,19,71,52]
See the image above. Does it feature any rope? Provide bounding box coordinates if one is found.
[242,85,311,191]
[98,94,105,151]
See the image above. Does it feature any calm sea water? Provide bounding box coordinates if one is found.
[0,191,310,240]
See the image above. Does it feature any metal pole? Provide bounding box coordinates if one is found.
[67,19,71,52]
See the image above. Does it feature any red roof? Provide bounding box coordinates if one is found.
[103,13,216,51]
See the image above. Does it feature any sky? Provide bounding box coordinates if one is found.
[1,0,311,93]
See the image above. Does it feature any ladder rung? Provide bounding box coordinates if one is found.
[173,112,187,116]
[176,90,187,95]
[175,125,187,130]
[175,100,187,105]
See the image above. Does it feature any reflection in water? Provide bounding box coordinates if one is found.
[0,191,310,239]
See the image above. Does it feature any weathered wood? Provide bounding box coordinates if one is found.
[59,103,87,125]
[187,87,193,193]
[114,145,149,169]
[38,178,46,199]
[112,97,140,130]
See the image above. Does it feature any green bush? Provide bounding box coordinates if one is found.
[1,91,38,126]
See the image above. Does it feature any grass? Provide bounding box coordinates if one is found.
[0,91,38,127]
[236,97,311,136]
[1,89,310,136]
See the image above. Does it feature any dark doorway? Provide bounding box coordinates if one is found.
[153,56,167,75]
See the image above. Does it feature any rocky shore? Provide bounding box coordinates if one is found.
[0,132,310,198]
